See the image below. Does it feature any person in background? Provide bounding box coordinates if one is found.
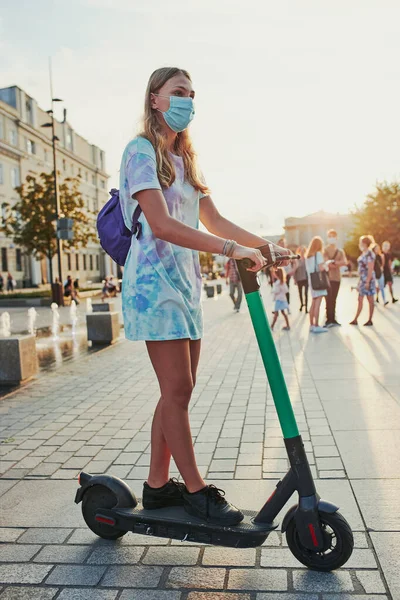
[278,237,293,312]
[0,273,4,293]
[6,272,14,293]
[305,236,329,334]
[270,267,290,331]
[382,240,398,304]
[293,246,308,313]
[225,257,242,313]
[323,229,347,327]
[350,235,376,326]
[73,278,81,305]
[373,244,388,305]
[393,257,400,276]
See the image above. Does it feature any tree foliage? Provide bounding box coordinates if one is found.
[0,171,97,260]
[345,181,400,260]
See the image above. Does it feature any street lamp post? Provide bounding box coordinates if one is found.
[41,98,63,300]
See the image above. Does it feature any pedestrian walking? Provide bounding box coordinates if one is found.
[225,257,242,312]
[278,238,293,311]
[0,273,4,294]
[6,272,14,293]
[293,246,308,313]
[350,235,376,326]
[118,67,289,524]
[270,267,290,331]
[373,244,388,306]
[382,240,398,304]
[305,236,329,333]
[324,229,347,327]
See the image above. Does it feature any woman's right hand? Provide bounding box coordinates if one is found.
[232,245,268,272]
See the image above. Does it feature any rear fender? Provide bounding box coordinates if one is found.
[75,472,137,508]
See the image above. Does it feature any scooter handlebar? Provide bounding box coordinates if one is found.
[240,244,300,272]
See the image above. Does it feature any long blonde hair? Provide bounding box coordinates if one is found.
[306,236,324,258]
[138,67,209,194]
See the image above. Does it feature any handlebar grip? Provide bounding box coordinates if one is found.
[239,245,300,270]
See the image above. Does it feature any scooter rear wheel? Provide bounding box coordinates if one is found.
[82,484,126,540]
[286,510,353,571]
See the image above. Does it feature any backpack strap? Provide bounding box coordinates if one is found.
[132,204,142,239]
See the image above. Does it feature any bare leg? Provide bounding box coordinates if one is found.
[270,312,278,330]
[367,295,374,321]
[282,311,290,328]
[146,339,204,493]
[314,297,323,327]
[351,295,364,323]
[309,299,315,326]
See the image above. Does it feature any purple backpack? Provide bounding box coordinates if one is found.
[97,188,142,266]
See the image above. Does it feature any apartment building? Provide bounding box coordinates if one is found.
[0,85,114,288]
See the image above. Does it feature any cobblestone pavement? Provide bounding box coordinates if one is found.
[0,279,399,599]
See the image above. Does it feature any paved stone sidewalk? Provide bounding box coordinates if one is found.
[0,279,399,599]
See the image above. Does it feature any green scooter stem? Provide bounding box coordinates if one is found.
[245,291,299,440]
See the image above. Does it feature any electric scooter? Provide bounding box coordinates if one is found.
[75,244,354,571]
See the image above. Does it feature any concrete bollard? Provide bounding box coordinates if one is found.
[86,312,120,345]
[91,302,115,312]
[0,335,38,385]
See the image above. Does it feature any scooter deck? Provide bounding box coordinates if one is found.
[96,505,278,548]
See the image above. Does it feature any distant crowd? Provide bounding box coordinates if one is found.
[224,230,398,332]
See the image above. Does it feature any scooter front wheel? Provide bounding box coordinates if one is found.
[82,485,126,540]
[286,511,354,571]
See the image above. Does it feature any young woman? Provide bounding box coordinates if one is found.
[293,246,308,313]
[119,67,288,525]
[350,236,376,326]
[270,267,290,331]
[305,237,329,333]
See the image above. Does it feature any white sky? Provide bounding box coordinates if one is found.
[1,0,399,234]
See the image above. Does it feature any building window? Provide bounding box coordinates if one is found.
[92,174,95,186]
[1,248,7,271]
[71,163,74,175]
[89,255,93,270]
[25,96,34,126]
[100,150,104,171]
[26,139,36,154]
[16,248,22,271]
[66,127,73,151]
[63,159,67,171]
[96,255,99,270]
[75,253,79,270]
[85,171,88,182]
[83,254,87,270]
[67,253,71,270]
[9,128,17,146]
[0,164,3,185]
[11,167,20,188]
[78,168,81,178]
[100,179,105,189]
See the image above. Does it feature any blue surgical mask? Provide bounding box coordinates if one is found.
[154,94,195,132]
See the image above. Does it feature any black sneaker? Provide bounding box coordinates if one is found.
[142,478,185,510]
[183,484,244,526]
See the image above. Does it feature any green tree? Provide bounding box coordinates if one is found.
[0,171,97,282]
[345,181,400,261]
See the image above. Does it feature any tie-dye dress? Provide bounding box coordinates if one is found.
[119,136,206,341]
